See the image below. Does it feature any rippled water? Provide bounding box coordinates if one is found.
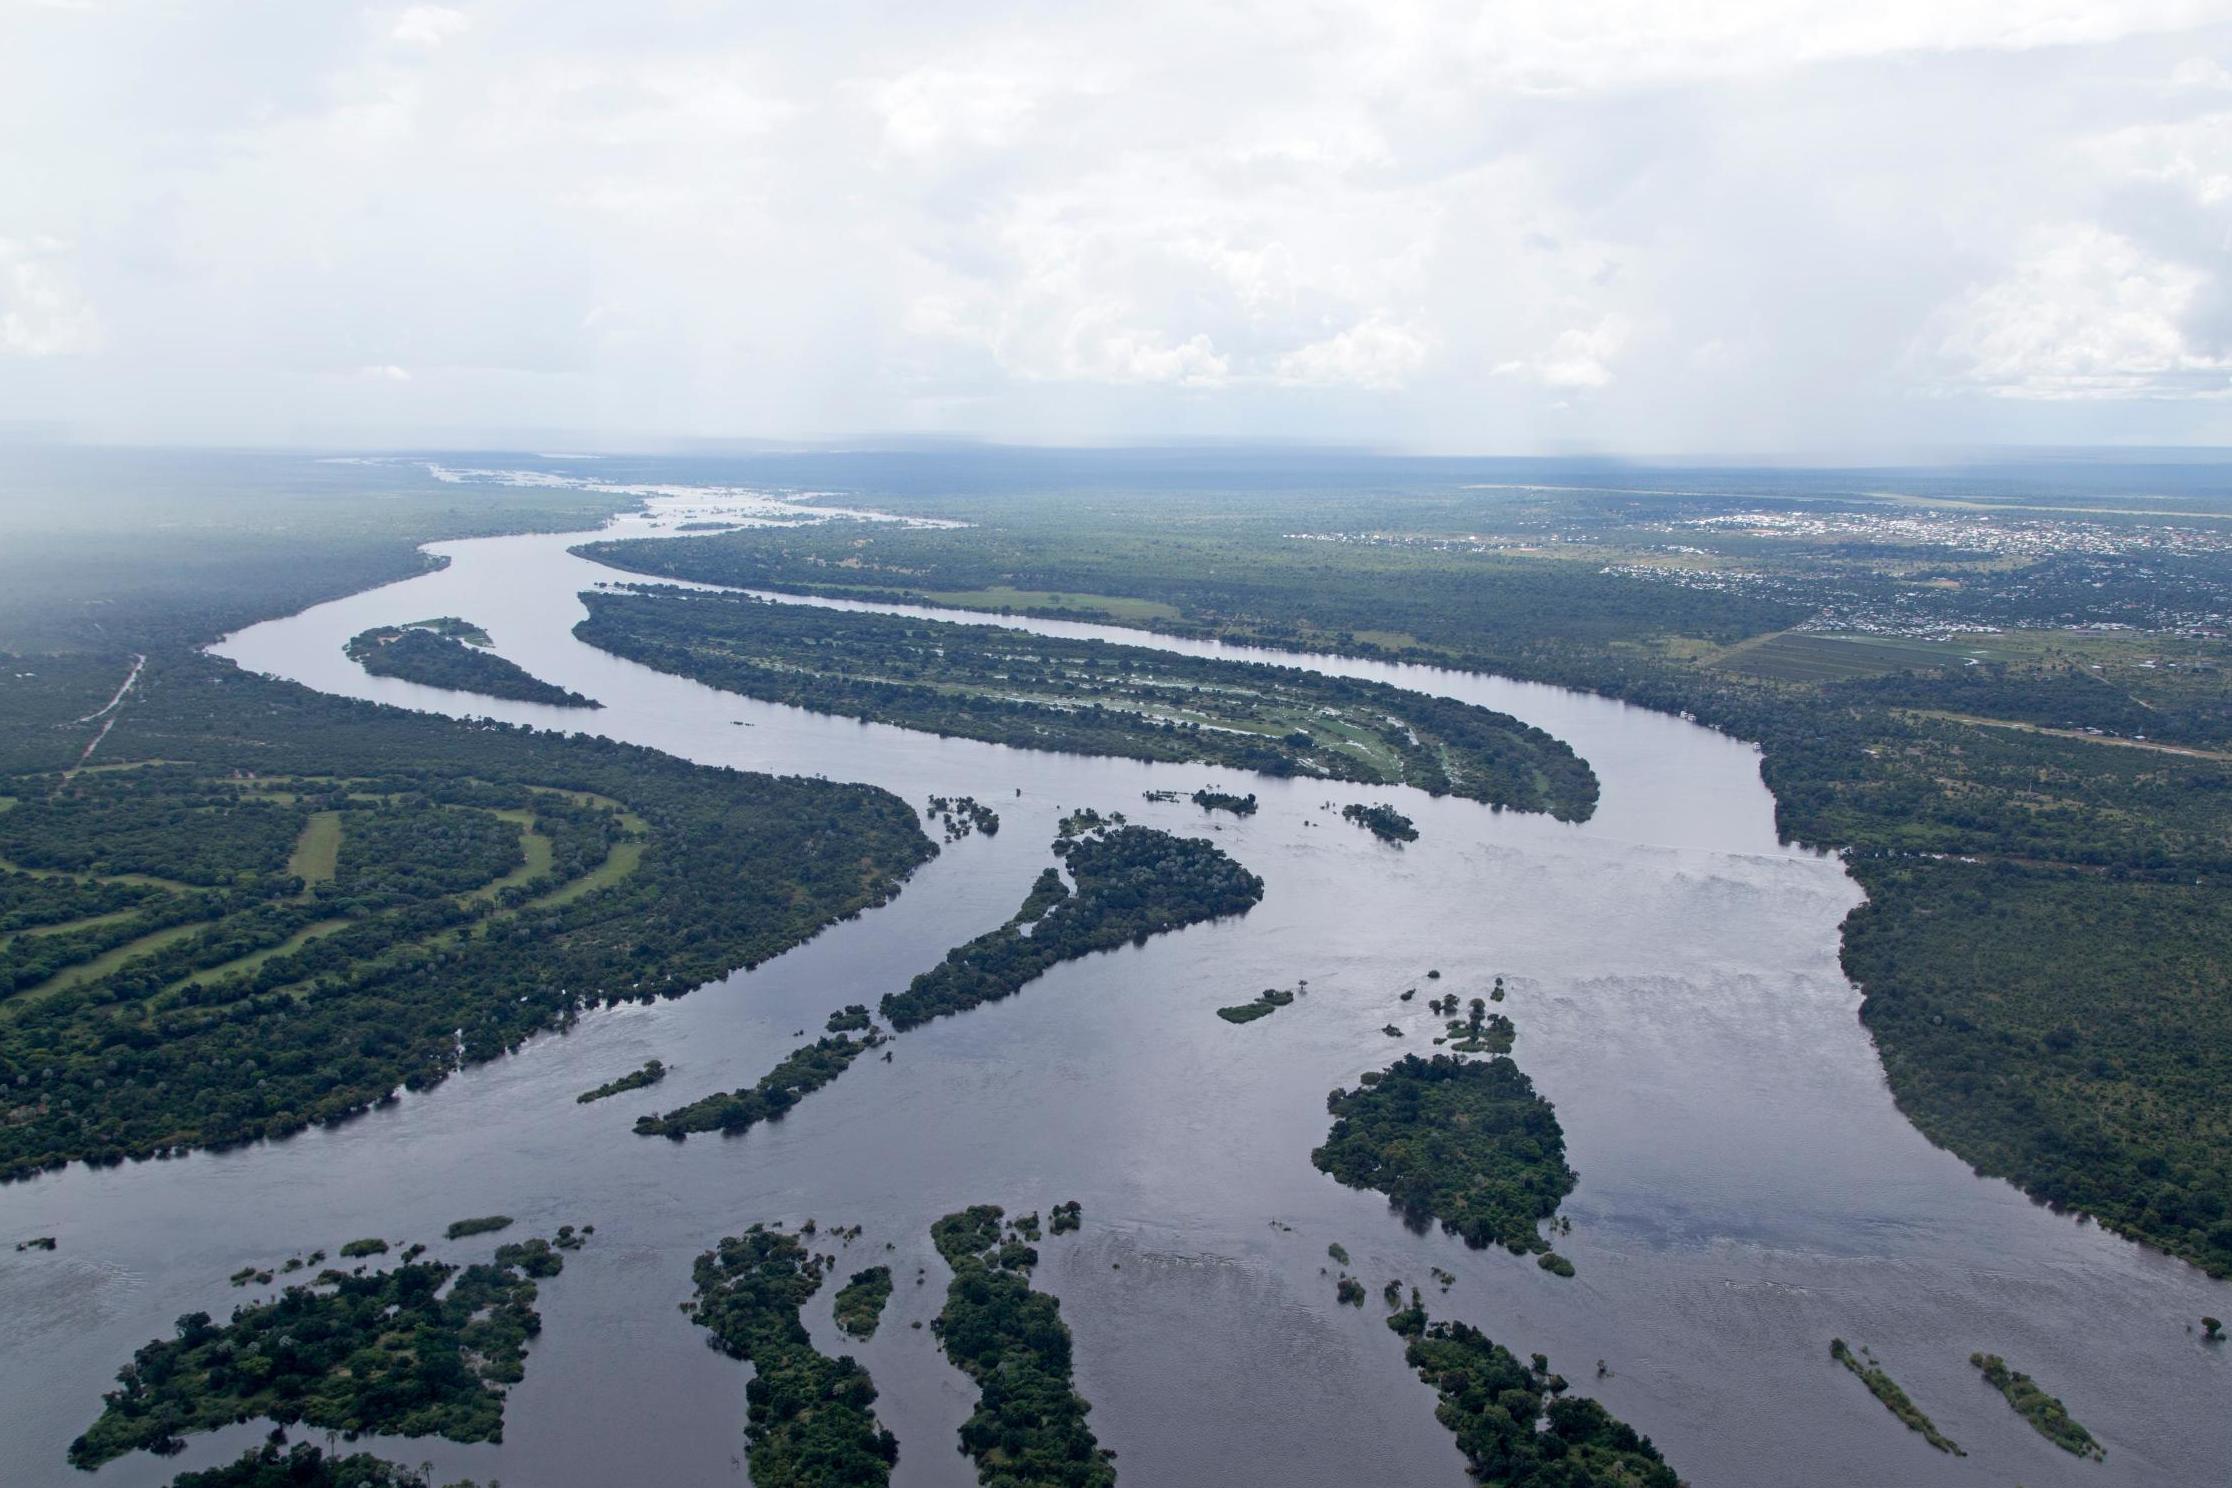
[2,501,2225,1488]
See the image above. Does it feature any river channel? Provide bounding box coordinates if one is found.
[2,483,2225,1487]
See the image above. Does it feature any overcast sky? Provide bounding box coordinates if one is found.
[5,1,2232,454]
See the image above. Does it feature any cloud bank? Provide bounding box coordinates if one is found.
[2,0,2229,450]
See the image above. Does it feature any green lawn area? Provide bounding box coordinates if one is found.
[285,810,342,887]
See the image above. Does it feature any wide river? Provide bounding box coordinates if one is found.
[3,493,2226,1487]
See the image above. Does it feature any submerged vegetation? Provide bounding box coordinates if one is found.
[1830,1340,1962,1455]
[70,1234,575,1467]
[926,795,1001,841]
[572,586,1598,819]
[930,1205,1114,1487]
[345,621,598,709]
[1314,1054,1574,1256]
[575,1059,667,1104]
[0,651,931,1183]
[688,1225,897,1488]
[1385,1301,1680,1487]
[1971,1353,2105,1460]
[882,824,1262,1030]
[1340,802,1417,844]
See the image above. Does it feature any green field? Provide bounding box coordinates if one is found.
[1711,631,1972,683]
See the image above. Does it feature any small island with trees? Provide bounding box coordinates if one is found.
[345,620,599,708]
[1217,985,1297,1024]
[1971,1352,2105,1459]
[633,1030,884,1140]
[1384,1299,1681,1487]
[834,1266,894,1339]
[576,1059,666,1104]
[882,824,1263,1030]
[930,1205,1114,1487]
[687,1224,897,1487]
[1830,1339,1963,1455]
[1341,802,1417,843]
[1314,1054,1575,1259]
[69,1231,577,1468]
[1190,788,1257,817]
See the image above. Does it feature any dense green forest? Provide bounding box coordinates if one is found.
[70,1235,571,1467]
[882,825,1262,1029]
[0,650,932,1181]
[930,1205,1113,1488]
[167,1444,478,1488]
[686,1225,898,1488]
[573,587,1597,819]
[346,623,598,709]
[1383,1301,1681,1488]
[576,485,2232,1277]
[1314,1055,1575,1256]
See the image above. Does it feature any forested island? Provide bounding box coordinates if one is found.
[632,1031,883,1139]
[167,1443,480,1488]
[1971,1353,2105,1459]
[0,650,932,1181]
[1190,788,1256,816]
[571,477,2232,1279]
[1314,1054,1575,1257]
[687,1225,897,1487]
[571,586,1597,819]
[834,1266,893,1338]
[345,620,598,708]
[1340,802,1417,843]
[1217,986,1295,1024]
[1830,1340,1962,1455]
[70,1233,574,1468]
[1384,1300,1681,1487]
[882,824,1262,1029]
[930,1205,1113,1487]
[576,1059,666,1104]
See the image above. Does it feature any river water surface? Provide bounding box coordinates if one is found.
[2,490,2226,1488]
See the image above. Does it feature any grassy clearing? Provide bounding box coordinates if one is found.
[286,811,342,887]
[14,919,215,1005]
[1711,631,1970,683]
[170,919,357,993]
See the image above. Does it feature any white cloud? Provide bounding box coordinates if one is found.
[0,237,99,357]
[1930,224,2231,398]
[1498,315,1631,389]
[2169,55,2232,89]
[2090,111,2232,206]
[1275,317,1429,389]
[5,0,2232,446]
[390,5,467,48]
